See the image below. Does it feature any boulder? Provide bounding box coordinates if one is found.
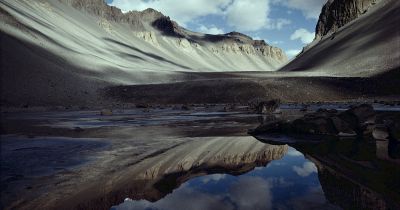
[74,127,85,132]
[256,99,280,114]
[100,109,113,116]
[249,104,375,139]
[136,103,149,108]
[292,117,337,136]
[338,104,375,134]
[249,120,290,135]
[181,105,190,110]
[343,104,375,124]
[330,116,357,137]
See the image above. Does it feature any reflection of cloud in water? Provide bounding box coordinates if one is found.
[229,176,272,210]
[116,185,234,210]
[281,186,340,210]
[201,174,226,183]
[293,162,318,177]
[114,176,272,210]
[271,162,287,166]
[287,148,303,157]
[267,177,293,187]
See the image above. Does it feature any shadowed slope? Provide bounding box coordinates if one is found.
[281,0,400,76]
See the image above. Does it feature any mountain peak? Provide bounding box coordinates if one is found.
[225,31,253,40]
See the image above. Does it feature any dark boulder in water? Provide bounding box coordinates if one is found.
[249,120,291,135]
[100,109,113,116]
[255,99,280,114]
[250,104,376,139]
[338,104,375,134]
[290,108,357,137]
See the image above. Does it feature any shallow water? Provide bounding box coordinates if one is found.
[1,106,399,210]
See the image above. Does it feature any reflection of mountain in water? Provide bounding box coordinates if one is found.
[254,135,400,210]
[71,137,288,210]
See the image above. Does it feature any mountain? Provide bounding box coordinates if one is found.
[0,0,287,107]
[315,0,379,39]
[280,0,399,76]
[0,0,286,74]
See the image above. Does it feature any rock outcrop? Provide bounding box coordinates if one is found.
[315,0,379,39]
[250,104,376,138]
[255,100,280,114]
[280,0,398,77]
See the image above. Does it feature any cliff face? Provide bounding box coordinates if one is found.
[280,0,399,76]
[315,0,379,39]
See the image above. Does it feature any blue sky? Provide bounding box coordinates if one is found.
[106,0,327,58]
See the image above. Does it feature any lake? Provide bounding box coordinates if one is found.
[1,104,399,209]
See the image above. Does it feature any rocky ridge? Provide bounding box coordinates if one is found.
[279,0,398,76]
[59,0,287,61]
[315,0,379,39]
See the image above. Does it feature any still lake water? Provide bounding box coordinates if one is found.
[113,146,339,210]
[1,105,399,210]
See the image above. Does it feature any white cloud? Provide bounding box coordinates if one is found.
[292,161,318,177]
[275,18,291,30]
[198,25,225,34]
[290,28,315,44]
[225,0,271,31]
[109,0,231,26]
[286,49,301,57]
[109,0,293,33]
[273,0,327,19]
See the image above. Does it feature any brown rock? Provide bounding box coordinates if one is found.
[100,109,113,116]
[316,0,378,39]
[256,100,280,114]
[249,120,290,135]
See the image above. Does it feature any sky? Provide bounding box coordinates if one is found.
[106,0,328,58]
